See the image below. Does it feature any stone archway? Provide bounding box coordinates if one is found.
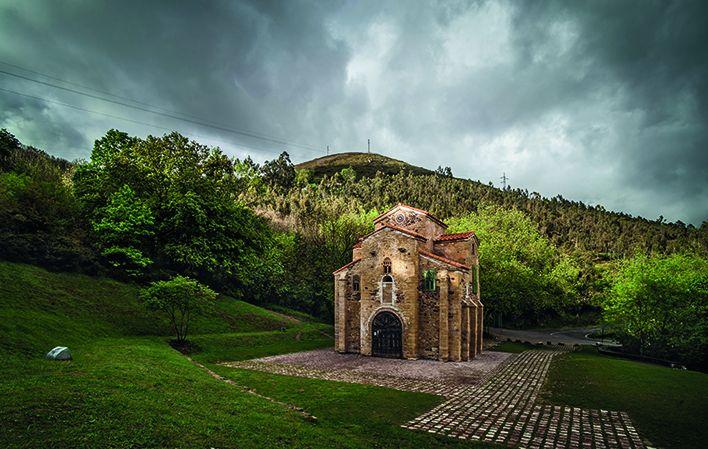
[371,311,403,358]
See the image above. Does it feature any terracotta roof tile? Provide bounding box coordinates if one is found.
[419,250,470,271]
[332,258,361,275]
[435,231,476,242]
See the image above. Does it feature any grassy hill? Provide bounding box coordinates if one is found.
[296,152,434,179]
[0,262,486,449]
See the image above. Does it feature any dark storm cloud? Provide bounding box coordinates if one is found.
[0,0,706,224]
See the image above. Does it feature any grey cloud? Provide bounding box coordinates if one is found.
[0,0,705,224]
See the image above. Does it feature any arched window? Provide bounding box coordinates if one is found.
[423,269,436,292]
[383,257,392,274]
[352,275,361,300]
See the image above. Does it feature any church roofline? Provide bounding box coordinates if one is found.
[434,231,478,244]
[360,224,428,243]
[373,203,448,228]
[332,258,361,275]
[419,250,470,271]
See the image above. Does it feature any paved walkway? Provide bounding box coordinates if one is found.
[404,350,646,449]
[223,349,648,449]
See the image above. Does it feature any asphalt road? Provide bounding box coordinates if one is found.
[488,326,620,346]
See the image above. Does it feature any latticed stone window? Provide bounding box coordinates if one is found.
[383,257,392,274]
[352,275,361,300]
[423,269,436,292]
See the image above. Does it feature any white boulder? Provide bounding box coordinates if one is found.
[46,346,72,360]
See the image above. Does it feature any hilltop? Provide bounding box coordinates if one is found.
[296,152,434,179]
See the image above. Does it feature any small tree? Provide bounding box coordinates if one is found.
[140,276,217,344]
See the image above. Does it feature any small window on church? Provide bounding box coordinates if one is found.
[423,269,436,292]
[352,275,361,300]
[383,257,392,274]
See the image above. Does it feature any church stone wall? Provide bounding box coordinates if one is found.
[334,204,482,362]
[418,290,440,359]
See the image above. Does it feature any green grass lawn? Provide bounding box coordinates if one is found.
[0,261,497,448]
[540,347,708,449]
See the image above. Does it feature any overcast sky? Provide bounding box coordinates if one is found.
[0,1,706,225]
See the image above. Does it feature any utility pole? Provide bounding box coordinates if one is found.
[367,138,370,153]
[326,145,330,156]
[500,172,509,189]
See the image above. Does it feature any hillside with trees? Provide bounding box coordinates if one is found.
[1,129,706,368]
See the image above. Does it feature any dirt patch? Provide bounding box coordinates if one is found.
[251,348,511,384]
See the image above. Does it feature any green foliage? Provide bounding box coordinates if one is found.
[92,185,154,275]
[0,131,95,271]
[447,204,582,326]
[73,129,275,294]
[601,253,708,368]
[423,269,437,291]
[260,151,296,192]
[140,276,218,343]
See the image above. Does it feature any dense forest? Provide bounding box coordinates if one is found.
[1,129,706,368]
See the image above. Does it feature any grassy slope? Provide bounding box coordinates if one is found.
[540,348,708,449]
[296,152,434,179]
[0,262,494,449]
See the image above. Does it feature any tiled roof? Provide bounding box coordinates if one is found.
[352,240,362,249]
[373,203,448,228]
[435,231,476,242]
[332,258,361,275]
[419,250,470,271]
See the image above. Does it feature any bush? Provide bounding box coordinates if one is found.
[602,253,708,369]
[140,276,217,343]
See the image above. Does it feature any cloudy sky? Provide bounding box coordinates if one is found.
[0,1,706,224]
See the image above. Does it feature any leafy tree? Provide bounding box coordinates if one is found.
[0,130,95,271]
[602,253,708,368]
[435,166,453,177]
[73,130,274,294]
[91,185,154,276]
[447,204,581,326]
[140,276,217,344]
[260,151,295,192]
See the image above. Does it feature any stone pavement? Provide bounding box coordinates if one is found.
[403,350,646,449]
[222,349,648,449]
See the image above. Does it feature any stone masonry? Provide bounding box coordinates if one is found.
[333,204,483,361]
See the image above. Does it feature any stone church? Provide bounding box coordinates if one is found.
[333,204,483,361]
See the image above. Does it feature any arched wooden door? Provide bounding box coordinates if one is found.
[371,311,402,358]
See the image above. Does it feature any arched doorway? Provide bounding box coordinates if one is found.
[371,311,402,358]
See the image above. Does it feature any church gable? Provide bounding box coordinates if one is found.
[373,204,447,240]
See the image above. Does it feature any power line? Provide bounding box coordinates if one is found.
[0,86,293,157]
[0,66,322,152]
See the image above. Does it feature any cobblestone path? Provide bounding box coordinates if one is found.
[223,350,648,449]
[404,350,646,449]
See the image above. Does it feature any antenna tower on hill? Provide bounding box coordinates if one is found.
[500,172,509,189]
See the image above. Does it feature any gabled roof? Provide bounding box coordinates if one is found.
[434,231,477,243]
[419,250,470,271]
[360,223,428,243]
[332,258,361,275]
[373,203,448,229]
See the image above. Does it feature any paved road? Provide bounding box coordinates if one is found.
[489,326,620,346]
